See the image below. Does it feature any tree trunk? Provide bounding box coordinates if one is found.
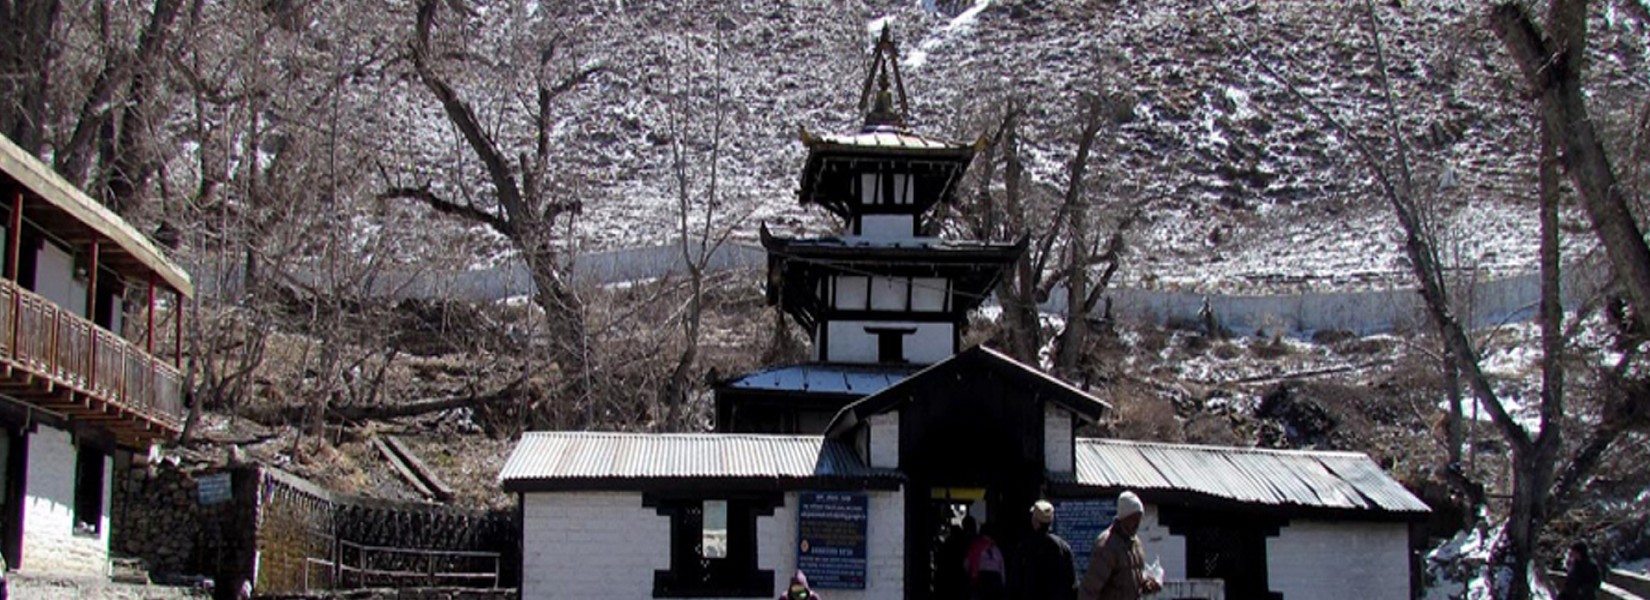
[523,253,589,423]
[410,0,594,427]
[1492,1,1650,323]
[997,107,1041,364]
[99,0,184,215]
[1054,96,1107,378]
[0,0,61,154]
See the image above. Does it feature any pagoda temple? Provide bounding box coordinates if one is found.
[715,28,1025,434]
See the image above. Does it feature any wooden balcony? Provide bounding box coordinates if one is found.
[0,277,182,447]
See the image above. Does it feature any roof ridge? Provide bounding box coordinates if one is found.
[1076,437,1370,459]
[522,430,827,441]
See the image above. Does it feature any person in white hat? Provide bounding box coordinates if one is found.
[1078,491,1161,600]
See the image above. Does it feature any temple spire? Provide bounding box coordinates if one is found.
[858,26,910,130]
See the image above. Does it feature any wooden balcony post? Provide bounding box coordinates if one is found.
[50,309,59,376]
[8,190,21,360]
[86,241,98,389]
[173,289,183,367]
[146,275,155,354]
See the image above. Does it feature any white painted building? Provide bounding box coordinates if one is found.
[502,348,1429,600]
[0,133,193,577]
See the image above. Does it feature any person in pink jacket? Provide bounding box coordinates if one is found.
[780,571,821,600]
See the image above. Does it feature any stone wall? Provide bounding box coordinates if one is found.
[111,461,252,582]
[113,463,516,598]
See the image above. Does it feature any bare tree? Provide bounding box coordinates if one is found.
[962,89,1140,378]
[656,18,745,431]
[1208,1,1650,596]
[394,0,603,426]
[1492,0,1650,324]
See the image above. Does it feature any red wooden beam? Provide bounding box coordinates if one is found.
[8,190,22,360]
[145,274,155,354]
[173,289,183,367]
[86,241,98,390]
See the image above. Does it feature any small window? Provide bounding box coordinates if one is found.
[891,173,913,205]
[869,277,909,311]
[73,445,105,535]
[859,173,881,204]
[702,500,728,559]
[911,278,949,312]
[833,276,869,310]
[649,495,779,598]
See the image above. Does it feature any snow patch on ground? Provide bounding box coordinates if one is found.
[1423,524,1502,600]
[901,0,992,69]
[1621,558,1650,575]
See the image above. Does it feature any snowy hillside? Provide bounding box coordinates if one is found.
[359,0,1643,292]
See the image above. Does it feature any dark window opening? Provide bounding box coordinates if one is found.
[646,494,781,598]
[93,271,123,331]
[73,444,105,536]
[1160,507,1284,600]
[866,327,916,364]
[14,231,39,290]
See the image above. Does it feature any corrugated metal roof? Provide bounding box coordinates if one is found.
[0,134,194,297]
[724,364,919,395]
[499,432,895,485]
[773,237,1021,253]
[813,129,969,151]
[1074,439,1429,514]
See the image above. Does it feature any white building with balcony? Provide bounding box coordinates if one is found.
[0,134,192,576]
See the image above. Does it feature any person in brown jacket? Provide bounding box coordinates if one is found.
[1078,491,1162,600]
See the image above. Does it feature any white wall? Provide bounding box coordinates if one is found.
[521,492,669,599]
[763,491,905,600]
[1043,406,1072,474]
[869,413,899,469]
[857,215,913,240]
[825,320,953,364]
[521,490,906,600]
[1134,504,1187,582]
[1266,520,1410,600]
[36,241,88,317]
[21,425,110,576]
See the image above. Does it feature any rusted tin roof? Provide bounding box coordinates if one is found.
[1072,439,1429,514]
[499,432,901,493]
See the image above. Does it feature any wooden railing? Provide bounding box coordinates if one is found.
[304,539,502,591]
[0,277,183,429]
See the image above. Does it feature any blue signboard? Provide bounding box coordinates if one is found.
[1054,499,1116,576]
[197,472,233,506]
[797,492,868,589]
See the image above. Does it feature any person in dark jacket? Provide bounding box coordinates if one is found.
[1558,542,1601,600]
[1018,500,1077,600]
[781,571,821,600]
[937,517,976,599]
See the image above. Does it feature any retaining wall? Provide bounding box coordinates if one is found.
[251,467,517,596]
[193,241,1611,336]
